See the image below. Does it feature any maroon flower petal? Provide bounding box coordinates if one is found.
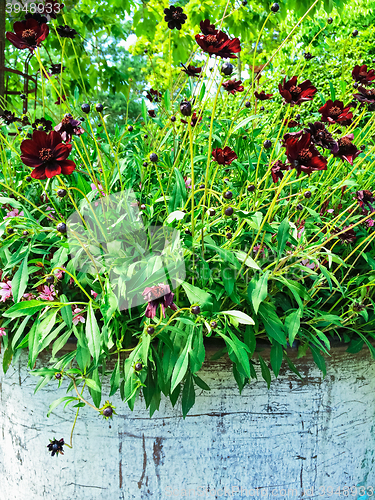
[20,139,40,159]
[31,166,47,180]
[45,162,62,178]
[48,130,63,150]
[6,32,28,50]
[52,143,71,161]
[59,160,76,175]
[20,155,44,168]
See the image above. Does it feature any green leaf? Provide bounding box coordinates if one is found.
[193,374,210,391]
[3,300,52,318]
[328,80,336,101]
[233,115,259,132]
[181,282,213,311]
[168,168,187,212]
[258,354,271,388]
[249,271,269,314]
[181,372,195,418]
[346,338,363,354]
[270,342,283,377]
[88,368,102,407]
[277,218,290,259]
[243,325,256,356]
[285,308,302,346]
[205,244,241,270]
[2,346,13,374]
[86,301,101,365]
[164,89,171,111]
[60,294,72,327]
[141,98,148,123]
[170,333,192,393]
[258,303,287,346]
[235,250,260,270]
[28,319,41,368]
[109,358,121,396]
[310,345,326,377]
[52,329,72,357]
[219,310,255,325]
[219,332,251,379]
[12,256,29,303]
[47,396,77,417]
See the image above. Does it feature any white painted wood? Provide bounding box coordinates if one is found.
[1,346,375,499]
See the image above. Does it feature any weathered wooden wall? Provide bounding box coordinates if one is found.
[1,345,375,499]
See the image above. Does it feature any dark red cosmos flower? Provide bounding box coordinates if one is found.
[47,438,64,457]
[163,5,187,30]
[148,110,156,118]
[278,76,317,106]
[145,89,162,103]
[54,114,84,142]
[212,146,238,165]
[20,130,76,180]
[318,100,353,125]
[181,112,202,127]
[222,79,244,95]
[352,64,375,86]
[33,117,53,132]
[254,90,273,100]
[304,122,339,153]
[356,190,375,213]
[55,94,66,105]
[181,64,202,77]
[6,18,49,51]
[270,160,289,183]
[142,283,177,318]
[353,86,375,105]
[335,226,357,244]
[284,131,327,176]
[333,134,360,165]
[195,20,241,59]
[25,12,48,24]
[56,25,77,39]
[49,63,65,76]
[0,110,20,125]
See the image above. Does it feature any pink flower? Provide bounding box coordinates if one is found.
[91,290,98,299]
[184,176,192,189]
[301,259,318,270]
[366,219,375,227]
[91,182,105,206]
[0,281,13,302]
[23,292,36,300]
[3,208,24,219]
[327,208,335,213]
[38,285,56,301]
[253,244,265,257]
[54,268,65,279]
[46,206,56,220]
[0,327,6,337]
[72,307,85,325]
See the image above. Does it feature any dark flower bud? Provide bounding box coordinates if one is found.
[147,326,155,335]
[304,191,312,198]
[199,184,205,189]
[191,306,200,315]
[260,106,264,111]
[128,125,133,132]
[295,114,301,120]
[149,153,158,162]
[23,230,29,236]
[224,207,234,216]
[353,82,359,88]
[226,232,232,239]
[135,362,143,371]
[221,62,234,76]
[297,203,303,211]
[360,144,366,151]
[327,17,333,23]
[37,125,44,131]
[55,373,62,380]
[180,101,192,117]
[247,184,256,192]
[45,275,54,284]
[171,116,176,122]
[210,321,217,328]
[208,208,216,216]
[26,176,32,182]
[103,407,113,417]
[7,228,14,235]
[81,103,90,114]
[144,134,148,139]
[143,162,148,167]
[304,52,313,60]
[352,30,358,37]
[96,103,103,112]
[242,0,248,4]
[57,189,67,198]
[57,222,67,234]
[223,191,233,199]
[263,139,272,149]
[20,94,26,99]
[245,101,251,108]
[271,3,280,12]
[27,133,32,138]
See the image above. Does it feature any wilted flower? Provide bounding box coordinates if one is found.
[270,160,289,183]
[352,64,375,85]
[333,134,360,165]
[142,283,178,319]
[6,18,49,51]
[163,5,187,30]
[353,86,375,105]
[278,76,317,106]
[20,130,76,180]
[212,146,237,165]
[72,307,85,325]
[24,12,48,24]
[145,89,162,103]
[47,438,64,457]
[318,100,353,125]
[56,25,78,39]
[32,117,53,132]
[54,114,84,142]
[38,284,56,301]
[23,293,36,301]
[181,64,202,77]
[284,131,327,176]
[304,122,339,153]
[254,90,273,100]
[195,19,241,59]
[222,79,244,95]
[0,327,6,337]
[181,111,202,127]
[0,281,13,302]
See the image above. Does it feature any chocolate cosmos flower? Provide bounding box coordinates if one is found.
[284,131,327,176]
[148,110,156,118]
[304,122,339,153]
[145,89,162,103]
[333,134,360,165]
[49,63,66,76]
[222,79,244,95]
[6,18,49,51]
[54,114,84,142]
[0,110,20,125]
[335,226,357,244]
[142,283,178,319]
[181,112,202,127]
[270,160,289,183]
[32,117,53,132]
[181,64,202,77]
[20,130,76,179]
[47,438,64,457]
[212,146,237,165]
[164,5,187,30]
[278,76,317,106]
[356,190,375,213]
[195,19,241,59]
[25,12,48,24]
[56,25,78,39]
[254,90,273,100]
[318,100,353,125]
[353,86,375,105]
[352,64,375,86]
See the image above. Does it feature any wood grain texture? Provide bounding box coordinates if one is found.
[1,345,375,499]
